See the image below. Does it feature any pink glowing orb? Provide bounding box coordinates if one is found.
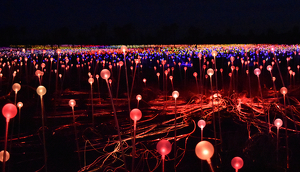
[96,74,99,79]
[130,108,142,121]
[35,70,41,77]
[59,74,62,78]
[272,77,276,81]
[17,102,23,108]
[2,103,17,120]
[254,68,261,76]
[143,78,147,83]
[119,61,124,67]
[156,73,160,77]
[267,65,272,71]
[169,76,173,80]
[211,50,217,57]
[69,99,76,108]
[274,118,283,128]
[0,150,10,162]
[100,69,111,80]
[136,94,142,101]
[88,78,94,85]
[12,83,21,92]
[195,141,214,160]
[36,86,47,96]
[220,68,223,73]
[156,139,172,157]
[207,68,214,76]
[231,157,244,170]
[121,45,127,53]
[184,66,187,71]
[280,87,287,95]
[56,49,61,54]
[193,72,198,78]
[198,120,206,129]
[172,91,179,99]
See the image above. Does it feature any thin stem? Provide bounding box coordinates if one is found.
[40,96,47,172]
[72,107,81,167]
[132,120,136,172]
[106,80,127,170]
[3,120,9,172]
[90,84,94,127]
[174,98,177,171]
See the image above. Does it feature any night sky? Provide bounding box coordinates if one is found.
[1,0,300,45]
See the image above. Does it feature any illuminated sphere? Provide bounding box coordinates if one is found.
[143,78,147,83]
[254,68,261,76]
[267,65,272,71]
[100,69,111,80]
[88,78,94,85]
[231,157,244,170]
[130,108,142,121]
[35,70,41,77]
[121,45,127,53]
[197,120,206,129]
[156,139,172,157]
[172,91,179,99]
[136,94,142,101]
[169,76,173,80]
[274,118,283,128]
[119,61,124,67]
[12,83,21,92]
[2,103,17,120]
[0,150,10,162]
[95,74,99,79]
[280,87,287,95]
[211,50,218,57]
[207,68,214,76]
[193,72,198,77]
[36,86,47,96]
[69,99,76,107]
[17,102,23,108]
[195,141,214,160]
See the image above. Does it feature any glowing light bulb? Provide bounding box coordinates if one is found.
[36,86,46,96]
[69,99,76,108]
[267,65,272,71]
[136,94,142,101]
[100,69,111,80]
[231,157,244,171]
[17,102,23,108]
[195,141,214,160]
[12,83,21,93]
[88,78,94,85]
[198,120,206,129]
[280,87,287,95]
[0,150,10,162]
[254,68,261,76]
[211,50,217,57]
[172,91,179,99]
[130,108,142,121]
[2,103,17,120]
[156,139,172,157]
[274,118,283,128]
[207,68,214,76]
[121,45,127,53]
[193,72,197,78]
